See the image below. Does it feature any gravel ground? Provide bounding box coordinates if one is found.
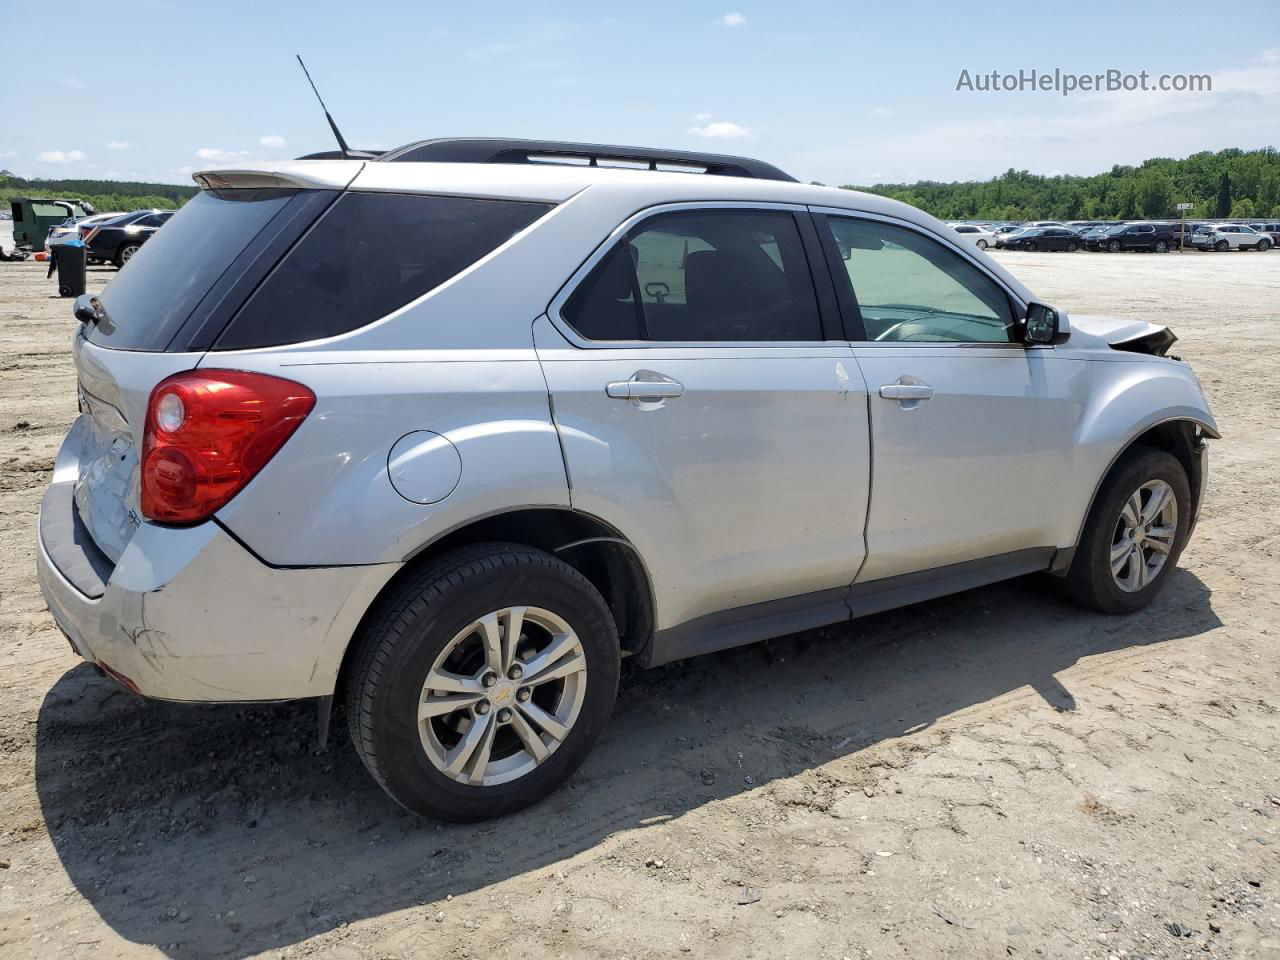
[0,249,1278,960]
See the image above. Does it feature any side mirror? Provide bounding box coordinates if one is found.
[73,294,101,325]
[1024,301,1069,345]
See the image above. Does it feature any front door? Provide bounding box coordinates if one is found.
[536,204,871,631]
[815,211,1087,583]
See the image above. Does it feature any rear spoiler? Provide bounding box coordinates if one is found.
[192,161,364,191]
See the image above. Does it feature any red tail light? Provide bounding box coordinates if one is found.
[140,370,315,524]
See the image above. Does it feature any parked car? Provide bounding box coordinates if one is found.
[1026,220,1067,229]
[946,222,997,250]
[998,226,1082,252]
[1081,225,1118,251]
[37,138,1217,821]
[1247,222,1280,244]
[992,226,1027,249]
[1190,223,1272,252]
[46,213,125,262]
[85,209,175,267]
[1098,222,1177,253]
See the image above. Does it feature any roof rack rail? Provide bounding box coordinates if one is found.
[375,137,797,182]
[295,149,384,160]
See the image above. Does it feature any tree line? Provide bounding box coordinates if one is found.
[0,170,198,215]
[840,147,1280,222]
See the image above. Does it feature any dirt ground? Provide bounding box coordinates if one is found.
[1,247,1278,960]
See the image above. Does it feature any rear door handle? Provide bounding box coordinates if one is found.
[606,371,685,402]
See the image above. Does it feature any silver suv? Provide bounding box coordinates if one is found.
[37,139,1217,820]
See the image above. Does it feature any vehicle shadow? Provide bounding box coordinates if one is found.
[35,569,1220,958]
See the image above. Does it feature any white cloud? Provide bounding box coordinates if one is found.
[37,149,87,164]
[719,12,746,26]
[688,120,751,139]
[195,147,253,163]
[107,140,130,151]
[868,107,893,119]
[259,134,287,149]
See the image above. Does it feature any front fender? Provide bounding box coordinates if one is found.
[1059,357,1217,549]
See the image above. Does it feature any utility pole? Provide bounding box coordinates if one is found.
[1176,202,1194,252]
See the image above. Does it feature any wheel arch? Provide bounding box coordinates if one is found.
[332,507,656,701]
[1053,414,1216,575]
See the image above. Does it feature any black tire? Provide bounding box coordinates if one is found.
[1259,239,1272,252]
[1061,447,1191,615]
[1108,240,1121,253]
[1215,240,1229,252]
[976,239,988,250]
[346,543,620,821]
[114,243,140,268]
[1066,242,1078,252]
[1026,241,1038,251]
[1155,240,1169,253]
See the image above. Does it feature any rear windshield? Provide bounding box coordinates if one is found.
[89,189,296,350]
[213,192,553,350]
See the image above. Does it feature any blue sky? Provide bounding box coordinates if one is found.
[3,0,1278,186]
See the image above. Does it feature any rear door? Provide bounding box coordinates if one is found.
[813,209,1086,583]
[537,203,871,631]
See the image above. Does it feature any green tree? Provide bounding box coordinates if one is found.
[1230,198,1256,218]
[1215,172,1232,218]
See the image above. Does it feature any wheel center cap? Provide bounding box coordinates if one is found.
[490,680,516,706]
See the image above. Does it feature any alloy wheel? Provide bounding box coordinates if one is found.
[1110,479,1178,593]
[418,606,587,786]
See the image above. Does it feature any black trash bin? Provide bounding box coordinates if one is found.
[48,239,87,298]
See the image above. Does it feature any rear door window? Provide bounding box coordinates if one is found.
[563,208,823,342]
[215,192,553,350]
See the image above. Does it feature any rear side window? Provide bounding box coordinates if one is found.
[90,189,297,351]
[563,208,822,342]
[216,192,553,350]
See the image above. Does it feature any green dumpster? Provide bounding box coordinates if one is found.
[9,198,91,253]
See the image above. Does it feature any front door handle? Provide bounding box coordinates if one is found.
[879,378,934,408]
[606,371,685,402]
[879,383,933,400]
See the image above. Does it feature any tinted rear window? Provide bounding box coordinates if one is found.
[89,189,296,350]
[214,192,553,350]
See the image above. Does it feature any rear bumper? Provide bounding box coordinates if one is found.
[37,480,399,702]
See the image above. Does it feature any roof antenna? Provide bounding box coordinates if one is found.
[296,55,352,159]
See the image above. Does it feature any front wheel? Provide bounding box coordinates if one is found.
[1108,240,1121,253]
[1026,241,1038,251]
[346,544,620,820]
[976,239,988,250]
[1061,447,1191,615]
[1215,240,1229,252]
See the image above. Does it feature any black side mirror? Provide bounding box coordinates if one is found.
[1024,301,1068,345]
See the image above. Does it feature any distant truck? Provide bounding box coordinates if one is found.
[8,198,93,253]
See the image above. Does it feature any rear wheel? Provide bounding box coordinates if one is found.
[1259,239,1272,252]
[346,544,620,821]
[1155,240,1169,253]
[114,243,140,268]
[1061,447,1190,615]
[976,239,988,250]
[1066,241,1078,252]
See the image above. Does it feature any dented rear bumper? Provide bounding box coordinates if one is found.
[36,480,398,702]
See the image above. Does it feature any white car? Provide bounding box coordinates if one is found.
[946,223,997,250]
[1190,223,1273,252]
[37,138,1217,820]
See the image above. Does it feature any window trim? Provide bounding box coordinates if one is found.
[548,201,839,349]
[808,206,1031,348]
